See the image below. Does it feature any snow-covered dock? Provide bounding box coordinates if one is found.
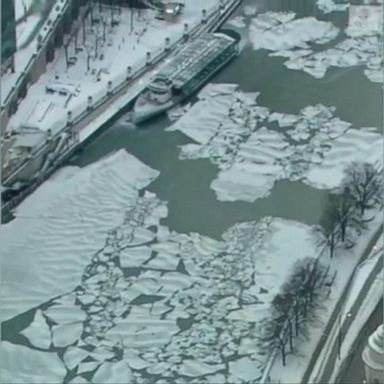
[2,0,240,186]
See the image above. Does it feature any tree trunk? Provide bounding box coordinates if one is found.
[64,45,69,68]
[341,221,346,242]
[289,321,293,351]
[281,342,286,366]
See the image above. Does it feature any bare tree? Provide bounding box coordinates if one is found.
[84,42,94,72]
[342,162,383,216]
[313,199,340,258]
[331,189,364,244]
[63,35,70,68]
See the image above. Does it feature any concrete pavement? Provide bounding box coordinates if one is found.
[338,300,383,384]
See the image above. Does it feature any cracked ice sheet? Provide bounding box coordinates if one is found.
[169,84,382,202]
[0,149,159,322]
[316,0,349,14]
[1,341,66,384]
[20,309,52,350]
[248,12,339,51]
[248,10,383,83]
[304,128,384,189]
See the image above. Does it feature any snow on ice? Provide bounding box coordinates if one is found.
[168,83,383,202]
[20,309,51,350]
[247,10,383,83]
[316,0,349,14]
[1,147,323,383]
[0,150,159,322]
[1,341,66,384]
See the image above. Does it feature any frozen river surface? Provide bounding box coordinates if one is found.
[1,0,383,383]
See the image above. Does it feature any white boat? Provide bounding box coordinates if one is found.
[132,30,241,124]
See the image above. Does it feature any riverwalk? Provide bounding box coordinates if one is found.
[1,0,242,218]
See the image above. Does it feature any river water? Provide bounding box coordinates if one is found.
[2,0,382,382]
[70,0,382,239]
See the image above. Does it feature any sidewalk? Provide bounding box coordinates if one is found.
[312,240,383,383]
[303,228,383,384]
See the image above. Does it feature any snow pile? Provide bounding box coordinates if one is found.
[316,0,349,14]
[168,83,383,202]
[0,149,159,322]
[248,11,383,83]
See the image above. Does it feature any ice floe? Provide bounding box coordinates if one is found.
[52,322,84,348]
[228,15,247,29]
[1,150,159,322]
[249,12,339,51]
[1,341,66,383]
[63,346,90,370]
[316,0,349,14]
[1,141,363,383]
[168,83,382,202]
[248,10,383,83]
[20,309,51,349]
[44,303,86,325]
[229,357,262,383]
[92,361,132,384]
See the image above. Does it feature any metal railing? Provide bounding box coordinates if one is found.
[2,0,242,214]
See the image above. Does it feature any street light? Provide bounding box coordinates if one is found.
[337,311,353,359]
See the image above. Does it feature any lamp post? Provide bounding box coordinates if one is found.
[338,311,353,359]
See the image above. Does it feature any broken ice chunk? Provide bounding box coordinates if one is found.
[20,310,51,350]
[92,361,132,384]
[63,346,89,370]
[52,322,83,347]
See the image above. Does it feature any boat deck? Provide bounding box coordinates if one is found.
[157,33,234,89]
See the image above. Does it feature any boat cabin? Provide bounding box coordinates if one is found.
[147,76,173,103]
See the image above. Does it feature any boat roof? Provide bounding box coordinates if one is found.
[156,33,236,89]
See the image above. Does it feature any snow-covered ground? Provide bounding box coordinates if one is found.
[269,231,383,384]
[0,148,338,383]
[167,83,383,202]
[6,0,222,135]
[15,0,35,22]
[246,8,383,83]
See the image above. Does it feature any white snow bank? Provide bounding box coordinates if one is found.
[0,341,66,383]
[0,149,159,321]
